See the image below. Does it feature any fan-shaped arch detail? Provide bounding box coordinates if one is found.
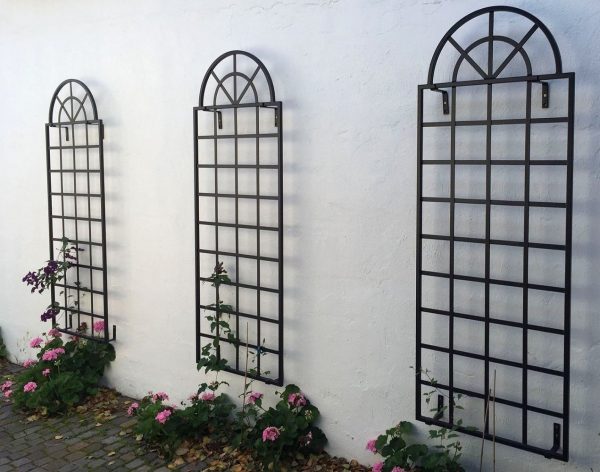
[48,79,99,124]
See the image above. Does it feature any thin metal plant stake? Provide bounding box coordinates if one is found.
[479,389,491,472]
[493,370,497,472]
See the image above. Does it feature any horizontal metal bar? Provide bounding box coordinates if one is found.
[420,342,564,377]
[47,119,102,126]
[49,169,100,173]
[199,332,279,355]
[195,101,281,111]
[418,414,565,461]
[421,233,566,251]
[55,326,114,343]
[49,145,100,150]
[420,380,563,418]
[70,262,104,271]
[199,304,279,324]
[198,220,278,232]
[54,304,101,318]
[422,159,568,166]
[198,164,279,169]
[419,72,574,90]
[51,215,102,222]
[198,192,278,200]
[421,196,567,208]
[221,364,281,386]
[197,133,278,140]
[420,270,565,293]
[51,192,102,198]
[421,306,564,335]
[199,276,278,294]
[199,248,279,263]
[53,282,103,295]
[422,117,567,127]
[52,237,102,247]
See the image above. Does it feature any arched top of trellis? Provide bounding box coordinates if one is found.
[198,50,276,107]
[48,79,99,124]
[427,5,563,85]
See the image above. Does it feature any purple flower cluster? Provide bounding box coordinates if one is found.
[40,306,60,322]
[43,260,59,276]
[22,271,41,293]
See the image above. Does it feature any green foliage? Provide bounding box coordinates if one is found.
[372,421,464,472]
[133,383,235,459]
[245,384,327,468]
[10,332,115,415]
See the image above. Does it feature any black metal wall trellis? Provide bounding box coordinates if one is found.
[416,6,574,461]
[45,79,115,342]
[194,51,283,385]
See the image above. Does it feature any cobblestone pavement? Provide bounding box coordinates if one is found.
[0,361,207,471]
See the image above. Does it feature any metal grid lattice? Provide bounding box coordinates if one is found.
[416,6,574,461]
[46,79,115,342]
[194,51,283,385]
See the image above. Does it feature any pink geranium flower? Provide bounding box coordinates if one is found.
[391,467,406,472]
[366,439,377,453]
[48,328,62,338]
[200,391,215,402]
[3,390,12,399]
[23,359,37,368]
[152,392,169,403]
[372,462,384,472]
[29,337,43,348]
[42,368,51,377]
[23,382,37,393]
[288,392,307,408]
[42,347,65,362]
[1,381,13,392]
[93,320,105,333]
[155,409,172,424]
[245,391,263,404]
[262,426,280,442]
[127,402,139,416]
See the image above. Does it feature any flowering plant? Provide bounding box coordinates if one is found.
[245,384,327,467]
[6,326,115,414]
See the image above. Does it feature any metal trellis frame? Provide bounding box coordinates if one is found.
[45,79,115,343]
[194,50,283,385]
[416,6,574,461]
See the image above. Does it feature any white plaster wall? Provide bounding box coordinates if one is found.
[0,1,599,470]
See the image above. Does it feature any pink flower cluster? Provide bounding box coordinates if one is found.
[366,439,377,453]
[29,337,43,348]
[155,409,172,424]
[23,382,37,393]
[367,439,406,472]
[245,391,263,405]
[288,392,307,408]
[93,320,105,333]
[42,368,51,377]
[48,328,62,338]
[127,402,139,416]
[199,391,215,402]
[42,347,65,362]
[151,391,169,403]
[1,381,13,399]
[262,426,280,442]
[22,359,37,368]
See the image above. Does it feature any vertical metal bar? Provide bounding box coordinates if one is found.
[98,121,109,341]
[194,109,200,361]
[59,124,68,327]
[484,84,493,436]
[45,125,56,326]
[85,122,95,328]
[233,53,240,371]
[449,85,457,424]
[522,80,532,444]
[213,110,220,359]
[563,73,575,460]
[277,102,284,383]
[416,87,424,419]
[256,105,262,377]
[71,123,81,330]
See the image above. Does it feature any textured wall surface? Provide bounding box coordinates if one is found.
[0,1,599,470]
